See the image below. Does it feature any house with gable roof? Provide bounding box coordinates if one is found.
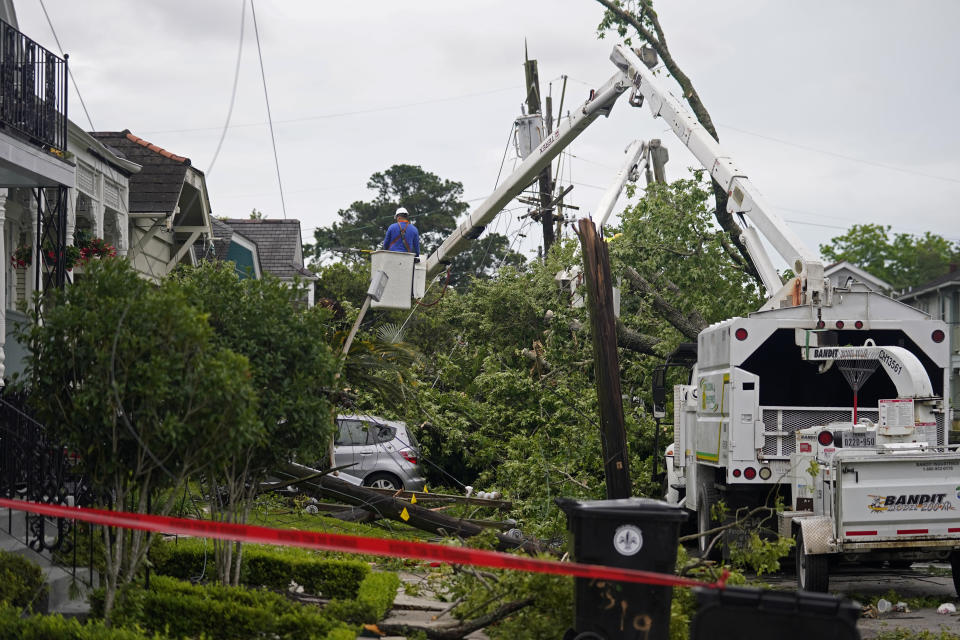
[89,130,213,282]
[824,261,892,294]
[213,218,316,306]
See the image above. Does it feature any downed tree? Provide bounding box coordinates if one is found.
[274,462,547,554]
[377,597,535,640]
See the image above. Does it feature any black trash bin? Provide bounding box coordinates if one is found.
[558,497,687,640]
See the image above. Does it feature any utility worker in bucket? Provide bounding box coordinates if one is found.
[383,207,420,256]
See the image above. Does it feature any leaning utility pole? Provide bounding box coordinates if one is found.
[524,46,556,255]
[577,218,631,499]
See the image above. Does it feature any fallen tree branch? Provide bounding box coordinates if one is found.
[623,267,705,340]
[275,462,547,554]
[378,597,535,640]
[616,320,661,355]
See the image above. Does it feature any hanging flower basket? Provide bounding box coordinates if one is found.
[78,236,118,265]
[10,244,32,269]
[42,245,82,271]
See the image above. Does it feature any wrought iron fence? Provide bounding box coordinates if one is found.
[0,18,68,153]
[0,391,96,586]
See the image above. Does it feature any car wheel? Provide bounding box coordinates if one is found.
[795,528,829,592]
[363,472,403,491]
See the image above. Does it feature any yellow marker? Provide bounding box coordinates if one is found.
[423,486,429,493]
[410,494,417,504]
[400,507,410,521]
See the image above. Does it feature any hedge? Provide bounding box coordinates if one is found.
[325,571,400,624]
[0,549,47,611]
[0,603,167,639]
[92,575,355,640]
[149,538,369,598]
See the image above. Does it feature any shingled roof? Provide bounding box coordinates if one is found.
[898,267,960,302]
[89,130,192,215]
[218,219,315,280]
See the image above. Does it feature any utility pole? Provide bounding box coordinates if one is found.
[524,46,555,255]
[577,218,631,499]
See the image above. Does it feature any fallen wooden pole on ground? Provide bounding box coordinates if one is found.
[275,462,545,554]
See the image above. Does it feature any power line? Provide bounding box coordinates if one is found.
[250,0,287,220]
[206,0,247,177]
[37,0,94,130]
[140,86,521,136]
[719,122,960,186]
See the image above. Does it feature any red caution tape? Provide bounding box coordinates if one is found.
[0,498,723,590]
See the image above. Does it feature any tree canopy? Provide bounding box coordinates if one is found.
[305,164,523,291]
[819,223,959,290]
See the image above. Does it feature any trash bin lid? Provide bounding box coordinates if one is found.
[556,497,688,521]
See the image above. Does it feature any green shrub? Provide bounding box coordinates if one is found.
[149,538,369,598]
[0,549,47,611]
[0,603,166,638]
[323,628,360,640]
[325,571,399,624]
[95,575,355,640]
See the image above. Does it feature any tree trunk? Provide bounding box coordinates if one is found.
[275,462,547,554]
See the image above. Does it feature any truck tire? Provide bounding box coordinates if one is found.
[951,551,960,597]
[796,529,829,592]
[696,469,721,561]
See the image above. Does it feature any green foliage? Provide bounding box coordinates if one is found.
[172,261,338,467]
[92,575,354,640]
[305,164,523,289]
[20,258,260,491]
[0,550,47,611]
[726,531,794,576]
[314,260,369,304]
[819,223,960,290]
[446,562,572,640]
[324,571,400,624]
[609,175,764,350]
[18,258,261,612]
[149,538,369,598]
[0,603,168,639]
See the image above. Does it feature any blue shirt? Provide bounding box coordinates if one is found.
[383,221,420,256]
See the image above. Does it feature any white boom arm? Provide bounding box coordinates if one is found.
[424,71,630,279]
[596,139,648,229]
[803,344,935,398]
[610,45,825,305]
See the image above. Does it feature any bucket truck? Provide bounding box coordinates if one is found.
[363,41,956,593]
[607,43,956,590]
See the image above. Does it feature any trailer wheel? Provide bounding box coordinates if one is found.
[696,471,721,561]
[950,551,960,597]
[796,529,829,592]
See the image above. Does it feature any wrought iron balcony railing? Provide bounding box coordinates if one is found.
[0,19,67,154]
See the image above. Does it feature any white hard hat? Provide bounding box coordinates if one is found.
[395,207,410,220]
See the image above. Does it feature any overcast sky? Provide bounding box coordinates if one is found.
[13,0,960,266]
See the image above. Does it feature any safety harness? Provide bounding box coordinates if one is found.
[388,220,411,252]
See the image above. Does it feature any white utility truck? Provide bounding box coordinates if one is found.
[366,43,956,592]
[609,43,957,591]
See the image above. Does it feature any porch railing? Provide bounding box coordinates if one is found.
[0,392,96,586]
[0,19,68,153]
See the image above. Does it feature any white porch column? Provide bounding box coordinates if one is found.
[65,189,76,246]
[93,199,104,238]
[0,189,8,382]
[116,209,128,256]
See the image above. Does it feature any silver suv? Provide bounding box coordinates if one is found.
[333,414,425,491]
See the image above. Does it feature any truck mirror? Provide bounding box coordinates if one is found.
[652,366,667,419]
